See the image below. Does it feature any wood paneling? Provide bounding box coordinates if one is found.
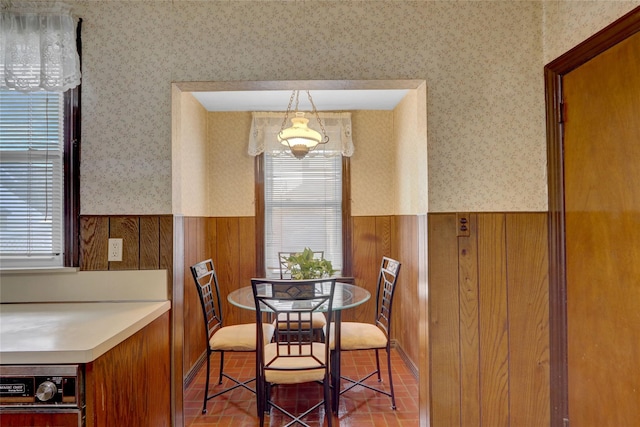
[429,212,550,427]
[351,216,393,324]
[80,215,173,272]
[109,217,140,270]
[183,217,204,374]
[394,215,420,367]
[140,216,160,269]
[429,213,461,426]
[477,214,509,427]
[85,312,171,427]
[79,211,549,427]
[459,213,480,426]
[181,214,421,384]
[506,213,550,426]
[80,216,109,270]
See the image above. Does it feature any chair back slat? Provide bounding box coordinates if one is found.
[374,257,401,337]
[251,278,336,372]
[190,259,224,341]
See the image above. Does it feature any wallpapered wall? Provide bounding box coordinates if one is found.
[176,107,401,217]
[73,0,638,215]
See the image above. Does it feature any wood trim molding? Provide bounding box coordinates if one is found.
[544,7,640,427]
[255,154,265,276]
[342,157,352,276]
[391,339,419,380]
[64,19,82,267]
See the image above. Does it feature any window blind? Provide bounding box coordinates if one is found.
[264,154,342,278]
[0,90,64,268]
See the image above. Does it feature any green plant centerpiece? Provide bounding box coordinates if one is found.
[286,248,337,279]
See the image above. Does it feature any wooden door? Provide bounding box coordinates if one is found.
[562,30,640,426]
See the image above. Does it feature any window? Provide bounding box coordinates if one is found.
[0,90,65,268]
[264,154,343,278]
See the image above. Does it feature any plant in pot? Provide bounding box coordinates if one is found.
[285,248,337,279]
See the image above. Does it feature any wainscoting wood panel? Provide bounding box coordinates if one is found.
[351,216,393,324]
[478,214,510,427]
[109,217,140,270]
[394,215,420,367]
[429,213,462,426]
[237,217,257,325]
[80,215,173,272]
[216,217,242,325]
[183,217,204,374]
[80,216,109,270]
[506,213,550,426]
[140,216,160,270]
[428,212,550,427]
[458,214,480,426]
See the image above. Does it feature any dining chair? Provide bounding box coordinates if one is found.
[277,250,327,341]
[190,259,275,414]
[251,277,337,427]
[329,256,401,410]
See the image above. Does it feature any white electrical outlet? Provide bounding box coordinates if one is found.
[108,238,123,262]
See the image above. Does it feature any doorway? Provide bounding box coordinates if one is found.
[171,79,430,426]
[545,7,640,427]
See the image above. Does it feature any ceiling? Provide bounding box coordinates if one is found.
[191,89,410,112]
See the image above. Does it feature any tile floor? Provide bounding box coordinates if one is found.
[184,349,419,426]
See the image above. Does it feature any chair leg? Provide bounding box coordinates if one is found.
[202,350,211,414]
[324,376,333,427]
[218,351,224,385]
[257,374,266,427]
[386,346,396,410]
[374,348,382,381]
[339,348,396,410]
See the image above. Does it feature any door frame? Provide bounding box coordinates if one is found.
[544,7,640,427]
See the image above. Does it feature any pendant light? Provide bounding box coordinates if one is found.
[277,90,329,159]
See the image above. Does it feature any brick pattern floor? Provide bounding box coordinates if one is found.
[184,348,419,426]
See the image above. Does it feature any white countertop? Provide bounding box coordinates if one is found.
[0,301,170,364]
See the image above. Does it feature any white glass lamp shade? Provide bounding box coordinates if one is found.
[278,112,322,159]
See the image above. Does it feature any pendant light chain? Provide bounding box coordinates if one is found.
[278,90,298,135]
[305,90,328,143]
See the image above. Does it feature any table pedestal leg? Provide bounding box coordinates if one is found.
[331,311,342,414]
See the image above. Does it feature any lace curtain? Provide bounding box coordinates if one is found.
[1,1,81,92]
[249,112,354,158]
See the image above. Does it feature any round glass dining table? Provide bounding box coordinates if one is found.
[227,280,371,414]
[227,281,371,313]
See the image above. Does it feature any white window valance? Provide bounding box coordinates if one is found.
[249,112,354,158]
[1,1,81,92]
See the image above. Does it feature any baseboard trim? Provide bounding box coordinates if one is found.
[184,352,207,389]
[391,339,419,380]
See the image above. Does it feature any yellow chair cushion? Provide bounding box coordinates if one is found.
[274,312,327,330]
[328,322,388,351]
[210,323,275,352]
[263,342,327,384]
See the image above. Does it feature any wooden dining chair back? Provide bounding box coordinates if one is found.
[251,277,337,427]
[329,256,401,410]
[191,259,275,414]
